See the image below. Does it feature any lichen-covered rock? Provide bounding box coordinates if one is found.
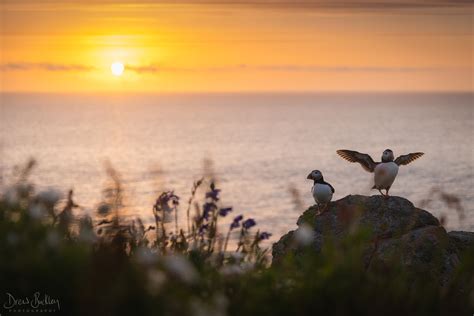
[272,195,469,285]
[368,225,459,284]
[448,231,474,256]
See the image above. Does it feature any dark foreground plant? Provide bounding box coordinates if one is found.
[0,160,472,316]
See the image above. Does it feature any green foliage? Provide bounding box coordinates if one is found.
[0,160,472,316]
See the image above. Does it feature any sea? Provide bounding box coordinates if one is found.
[1,92,473,244]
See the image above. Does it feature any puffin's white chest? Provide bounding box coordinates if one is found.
[374,162,399,189]
[312,183,333,204]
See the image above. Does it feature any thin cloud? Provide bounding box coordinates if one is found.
[0,63,96,72]
[242,65,441,73]
[125,64,442,73]
[1,62,452,74]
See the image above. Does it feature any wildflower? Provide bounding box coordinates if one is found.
[258,231,272,241]
[294,224,314,246]
[229,252,244,262]
[4,187,19,205]
[154,191,180,213]
[162,255,198,284]
[78,229,96,244]
[169,234,178,243]
[205,182,221,201]
[153,191,179,224]
[218,207,232,217]
[147,270,167,294]
[189,294,228,316]
[135,247,158,265]
[219,264,244,276]
[28,204,46,219]
[230,215,243,229]
[46,231,60,248]
[242,218,256,229]
[198,224,209,235]
[5,183,33,205]
[205,189,221,201]
[78,216,96,244]
[162,210,173,223]
[241,262,255,272]
[37,188,62,206]
[202,202,215,220]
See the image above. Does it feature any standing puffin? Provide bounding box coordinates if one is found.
[307,170,335,212]
[336,149,424,197]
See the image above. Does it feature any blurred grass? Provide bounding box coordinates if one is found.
[0,160,472,316]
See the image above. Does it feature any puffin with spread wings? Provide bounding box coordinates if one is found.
[336,149,424,197]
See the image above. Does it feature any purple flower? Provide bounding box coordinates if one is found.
[203,202,214,213]
[242,218,256,230]
[202,202,215,220]
[154,191,180,213]
[258,232,272,241]
[199,224,209,235]
[230,215,243,229]
[205,189,221,201]
[218,207,232,217]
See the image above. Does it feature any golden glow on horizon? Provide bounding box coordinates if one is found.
[111,62,125,76]
[0,3,472,92]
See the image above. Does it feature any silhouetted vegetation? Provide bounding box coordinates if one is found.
[0,160,472,316]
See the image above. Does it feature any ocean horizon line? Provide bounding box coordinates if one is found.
[2,90,473,97]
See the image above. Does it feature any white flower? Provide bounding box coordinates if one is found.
[220,261,254,276]
[4,188,19,205]
[135,247,158,265]
[219,264,244,276]
[28,204,46,219]
[37,188,62,205]
[190,294,228,316]
[78,216,96,243]
[162,255,198,284]
[229,252,244,262]
[241,262,255,272]
[294,224,315,246]
[3,183,33,205]
[78,228,97,244]
[147,270,167,294]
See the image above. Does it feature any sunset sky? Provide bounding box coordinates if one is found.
[1,0,472,93]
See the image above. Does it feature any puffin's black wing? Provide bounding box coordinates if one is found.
[324,181,335,193]
[394,152,424,166]
[336,149,377,173]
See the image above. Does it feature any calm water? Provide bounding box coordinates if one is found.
[1,93,473,243]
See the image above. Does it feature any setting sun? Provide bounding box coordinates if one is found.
[111,62,124,76]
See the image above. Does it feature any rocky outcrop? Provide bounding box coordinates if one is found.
[272,195,470,285]
[448,231,474,257]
